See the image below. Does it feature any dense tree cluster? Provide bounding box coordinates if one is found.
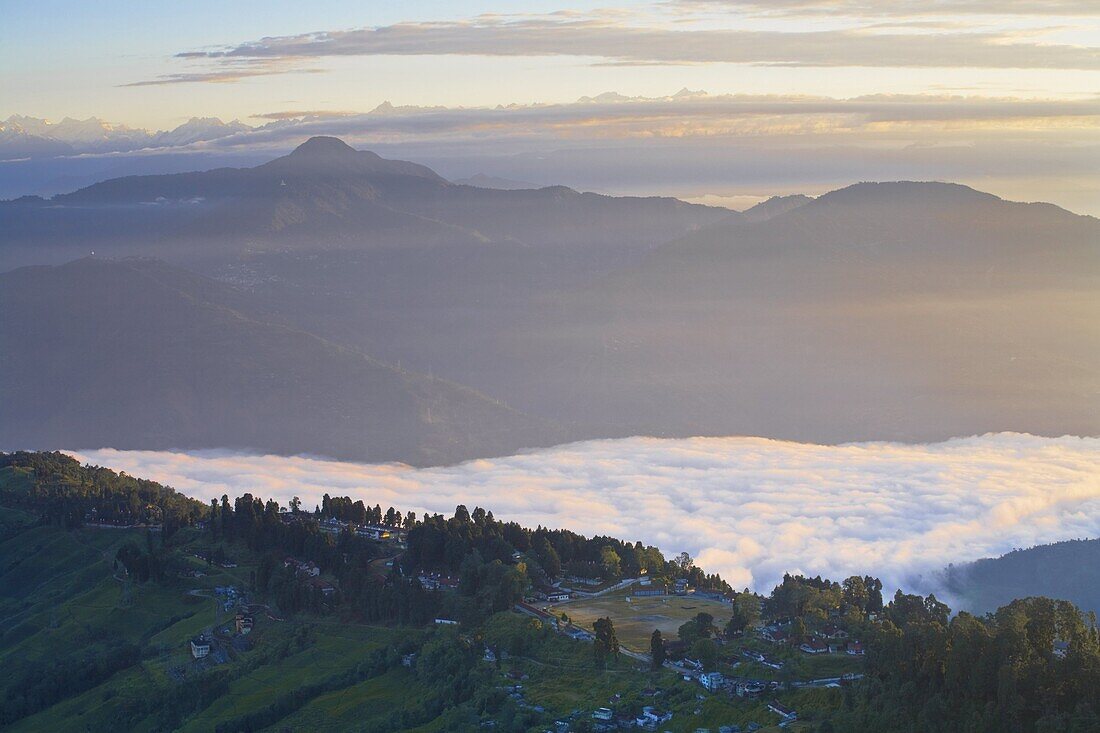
[115,531,166,583]
[0,451,205,533]
[404,504,730,591]
[725,591,763,636]
[2,641,141,725]
[765,572,884,622]
[835,596,1100,732]
[320,493,412,528]
[212,499,443,622]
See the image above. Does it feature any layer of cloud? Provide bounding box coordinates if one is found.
[122,59,325,88]
[680,0,1100,17]
[69,433,1100,595]
[143,16,1100,88]
[5,90,1100,214]
[12,91,1099,159]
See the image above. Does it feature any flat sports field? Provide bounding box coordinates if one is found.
[549,589,734,651]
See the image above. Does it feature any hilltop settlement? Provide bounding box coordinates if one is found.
[1,451,1098,732]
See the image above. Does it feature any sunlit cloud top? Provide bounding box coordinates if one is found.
[70,433,1100,596]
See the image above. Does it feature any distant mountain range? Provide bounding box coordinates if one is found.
[1,137,1096,461]
[0,136,728,269]
[451,173,540,190]
[512,180,1100,441]
[740,194,813,222]
[0,115,250,161]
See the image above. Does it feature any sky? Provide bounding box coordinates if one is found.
[3,1,1100,211]
[71,433,1100,599]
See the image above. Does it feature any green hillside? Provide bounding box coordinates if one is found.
[0,514,832,732]
[944,538,1100,616]
[1,451,1097,732]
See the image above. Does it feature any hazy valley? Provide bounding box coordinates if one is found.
[3,139,1097,463]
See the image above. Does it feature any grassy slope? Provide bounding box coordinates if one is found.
[178,622,399,733]
[550,588,738,651]
[260,668,430,733]
[0,517,411,732]
[0,513,845,732]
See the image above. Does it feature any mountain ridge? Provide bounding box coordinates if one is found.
[0,256,562,465]
[0,137,730,269]
[1,140,1096,457]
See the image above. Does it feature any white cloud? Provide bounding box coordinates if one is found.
[680,0,1100,17]
[69,433,1100,596]
[144,17,1100,88]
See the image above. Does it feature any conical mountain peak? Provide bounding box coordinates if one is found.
[289,136,359,157]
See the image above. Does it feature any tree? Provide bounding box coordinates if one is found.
[209,499,219,539]
[690,638,719,669]
[593,617,619,666]
[726,593,761,637]
[533,536,561,578]
[841,576,869,613]
[864,576,884,614]
[675,551,693,572]
[600,546,622,580]
[886,590,950,627]
[650,629,666,669]
[677,613,715,645]
[791,617,808,643]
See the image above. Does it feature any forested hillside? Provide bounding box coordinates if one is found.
[943,539,1100,617]
[1,452,1097,732]
[0,258,561,465]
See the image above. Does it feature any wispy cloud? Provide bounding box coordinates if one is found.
[16,91,1099,158]
[7,90,1099,213]
[122,59,325,87]
[71,433,1100,594]
[678,0,1100,17]
[210,93,1100,153]
[128,14,1100,87]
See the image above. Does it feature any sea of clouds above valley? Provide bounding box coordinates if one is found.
[71,433,1100,595]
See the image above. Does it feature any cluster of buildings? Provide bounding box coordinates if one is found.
[576,704,673,732]
[530,584,572,603]
[739,648,785,670]
[631,577,699,598]
[693,673,797,727]
[314,517,408,544]
[214,585,243,613]
[281,556,336,597]
[760,621,864,656]
[234,613,253,634]
[564,575,604,587]
[417,572,460,591]
[283,556,321,577]
[665,617,870,728]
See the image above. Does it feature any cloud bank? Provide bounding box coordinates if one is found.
[70,433,1100,595]
[147,15,1100,90]
[5,91,1100,217]
[681,0,1100,17]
